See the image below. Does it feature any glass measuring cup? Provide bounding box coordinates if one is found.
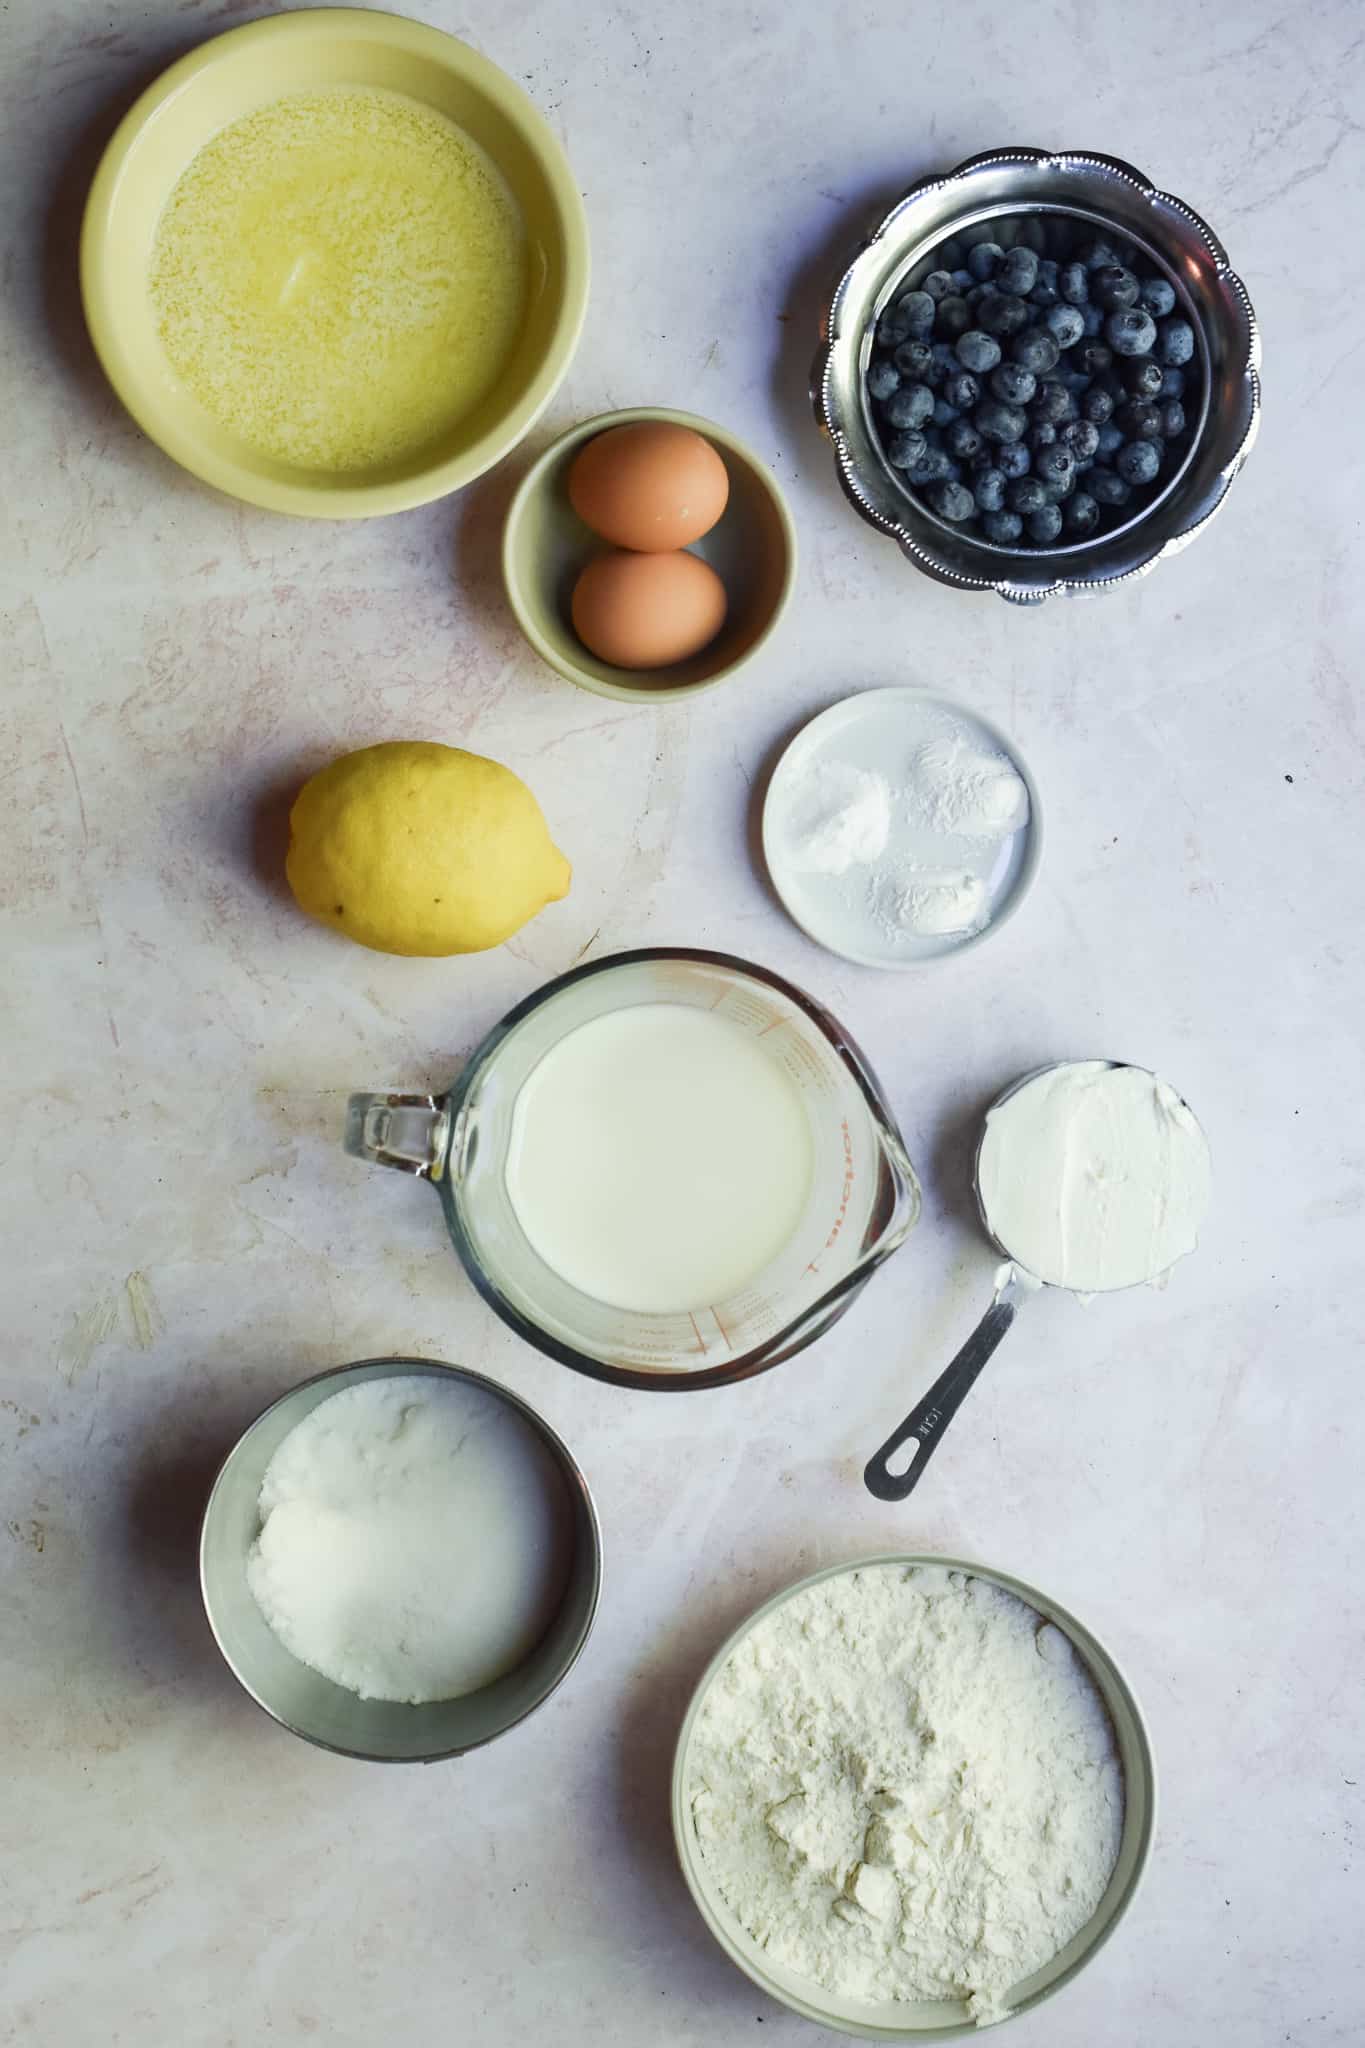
[345,949,921,1390]
[864,1060,1210,1500]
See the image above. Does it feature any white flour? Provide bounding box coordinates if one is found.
[688,1565,1123,2026]
[909,733,1029,841]
[870,867,990,939]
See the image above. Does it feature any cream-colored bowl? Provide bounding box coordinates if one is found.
[502,408,797,701]
[80,9,589,518]
[673,1554,1155,2040]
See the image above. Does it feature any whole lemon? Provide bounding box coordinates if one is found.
[286,742,570,956]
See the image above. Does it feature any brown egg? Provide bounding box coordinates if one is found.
[568,422,730,553]
[571,550,728,670]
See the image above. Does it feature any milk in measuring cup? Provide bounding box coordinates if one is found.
[504,1003,814,1315]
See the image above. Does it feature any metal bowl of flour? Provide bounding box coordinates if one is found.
[813,148,1260,604]
[672,1553,1155,2039]
[200,1356,601,1762]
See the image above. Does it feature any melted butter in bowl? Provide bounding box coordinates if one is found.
[150,87,529,475]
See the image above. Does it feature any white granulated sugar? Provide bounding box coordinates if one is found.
[688,1565,1123,2027]
[909,732,1029,840]
[247,1375,570,1705]
[783,759,891,876]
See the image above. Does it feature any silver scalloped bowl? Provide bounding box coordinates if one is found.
[813,149,1260,604]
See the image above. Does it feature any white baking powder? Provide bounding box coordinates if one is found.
[781,759,891,876]
[688,1564,1122,2026]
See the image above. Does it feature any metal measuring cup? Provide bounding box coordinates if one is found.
[864,1061,1209,1502]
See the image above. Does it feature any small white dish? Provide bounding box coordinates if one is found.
[761,687,1042,969]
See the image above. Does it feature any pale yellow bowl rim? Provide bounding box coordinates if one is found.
[79,7,590,519]
[501,406,799,703]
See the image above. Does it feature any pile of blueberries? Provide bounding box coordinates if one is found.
[864,218,1198,549]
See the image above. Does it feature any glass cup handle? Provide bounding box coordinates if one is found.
[345,1093,451,1180]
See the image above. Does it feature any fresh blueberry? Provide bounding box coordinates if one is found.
[1082,384,1116,424]
[1077,235,1122,271]
[921,269,956,301]
[991,362,1037,406]
[950,268,975,292]
[1008,475,1047,515]
[1039,472,1075,503]
[1012,328,1061,376]
[1080,302,1105,336]
[884,382,935,429]
[1139,277,1177,318]
[1057,365,1092,393]
[978,292,1032,337]
[867,360,900,401]
[997,441,1032,479]
[1123,356,1165,400]
[1096,422,1124,459]
[972,465,1007,513]
[1055,390,1082,424]
[1092,265,1140,311]
[1060,419,1100,461]
[946,418,983,461]
[967,240,1005,281]
[956,330,1002,374]
[1031,379,1071,423]
[1030,259,1061,308]
[1025,503,1064,544]
[998,246,1039,296]
[935,295,971,340]
[976,399,1028,443]
[1117,438,1161,485]
[931,396,960,428]
[1157,317,1196,366]
[906,447,952,485]
[1072,339,1113,378]
[1035,442,1075,488]
[982,509,1024,545]
[877,307,911,347]
[1027,420,1058,453]
[1116,399,1162,440]
[944,369,981,411]
[896,290,937,336]
[930,339,962,380]
[1060,261,1090,305]
[931,480,977,522]
[1063,490,1100,537]
[1158,366,1186,400]
[893,338,933,378]
[1044,304,1086,350]
[1106,308,1158,357]
[939,238,966,271]
[1088,465,1132,506]
[1158,399,1187,438]
[887,429,929,470]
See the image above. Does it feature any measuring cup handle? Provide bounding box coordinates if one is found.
[345,1093,451,1180]
[863,1294,1020,1502]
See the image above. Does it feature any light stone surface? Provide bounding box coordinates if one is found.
[2,3,1362,2044]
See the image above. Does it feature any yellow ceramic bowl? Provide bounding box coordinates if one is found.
[502,408,798,702]
[80,9,589,518]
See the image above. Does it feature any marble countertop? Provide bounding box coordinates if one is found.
[3,2,1362,2043]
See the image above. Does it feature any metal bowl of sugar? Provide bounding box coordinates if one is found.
[813,148,1260,604]
[200,1356,601,1762]
[672,1552,1156,2039]
[761,687,1042,968]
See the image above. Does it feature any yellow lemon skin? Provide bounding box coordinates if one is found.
[286,742,571,956]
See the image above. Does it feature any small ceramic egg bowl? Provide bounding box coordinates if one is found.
[502,407,797,702]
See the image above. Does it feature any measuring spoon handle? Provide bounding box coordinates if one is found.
[864,1292,1020,1502]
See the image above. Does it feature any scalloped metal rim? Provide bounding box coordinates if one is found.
[814,147,1262,602]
